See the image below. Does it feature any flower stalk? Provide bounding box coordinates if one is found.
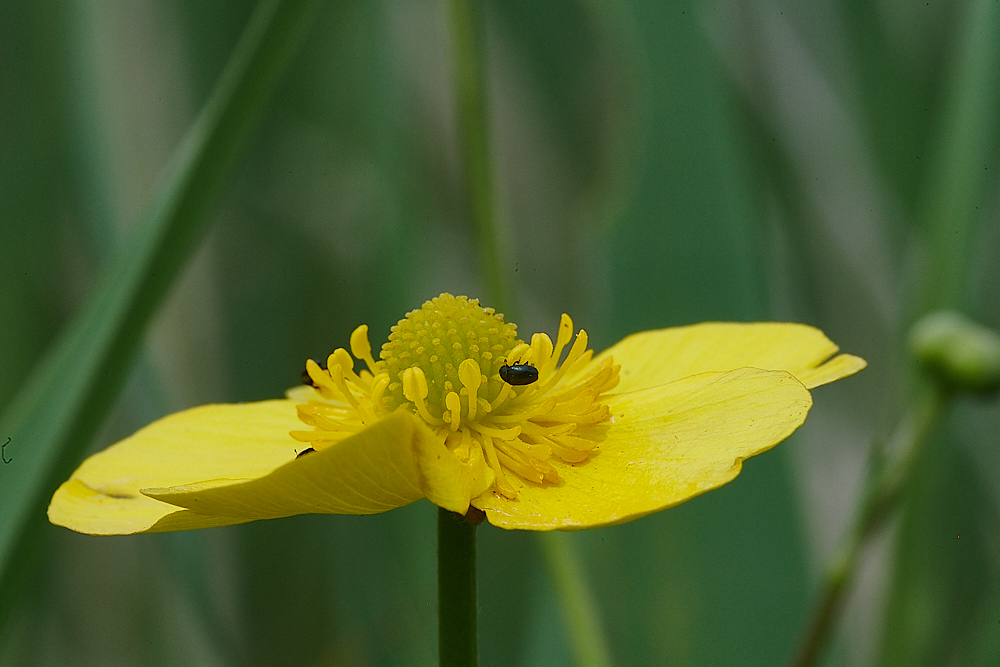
[439,508,478,667]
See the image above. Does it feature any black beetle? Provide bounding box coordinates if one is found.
[499,360,539,386]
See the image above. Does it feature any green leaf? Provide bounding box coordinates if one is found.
[0,0,322,618]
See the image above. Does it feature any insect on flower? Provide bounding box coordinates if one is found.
[47,293,867,534]
[499,360,539,386]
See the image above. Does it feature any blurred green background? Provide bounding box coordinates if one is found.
[2,0,999,665]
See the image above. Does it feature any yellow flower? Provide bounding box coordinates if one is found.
[48,293,865,534]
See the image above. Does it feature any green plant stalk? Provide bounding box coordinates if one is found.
[539,532,615,667]
[446,0,510,315]
[445,4,615,664]
[790,386,945,667]
[439,508,478,667]
[0,0,322,617]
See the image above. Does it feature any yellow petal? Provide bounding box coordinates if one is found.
[593,322,865,391]
[49,401,477,534]
[473,368,811,530]
[48,400,307,534]
[143,410,438,518]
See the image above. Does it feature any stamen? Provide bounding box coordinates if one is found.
[549,404,610,425]
[503,436,552,460]
[550,314,574,369]
[455,426,473,460]
[494,446,545,484]
[292,296,616,499]
[469,422,521,440]
[328,348,370,392]
[539,435,591,463]
[560,348,596,382]
[305,359,338,400]
[489,397,557,423]
[530,333,554,375]
[545,390,600,417]
[328,364,362,412]
[520,421,575,438]
[296,403,362,431]
[494,440,559,483]
[296,400,356,422]
[490,383,514,410]
[402,367,443,425]
[533,329,590,394]
[289,430,350,445]
[369,373,390,413]
[458,359,482,421]
[506,342,531,365]
[480,434,517,498]
[350,324,380,374]
[356,402,378,426]
[446,391,462,431]
[550,433,599,453]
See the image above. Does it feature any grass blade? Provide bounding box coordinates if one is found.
[0,0,322,616]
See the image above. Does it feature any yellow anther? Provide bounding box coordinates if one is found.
[327,348,353,372]
[458,358,482,420]
[494,445,545,483]
[506,342,531,365]
[305,358,337,399]
[545,436,591,463]
[328,348,367,390]
[491,397,556,423]
[480,435,517,499]
[538,328,590,393]
[357,402,378,426]
[530,332,554,374]
[446,391,462,431]
[350,324,379,374]
[401,366,428,402]
[369,372,390,412]
[470,422,521,441]
[564,329,589,367]
[294,296,613,498]
[328,364,361,410]
[401,367,443,425]
[506,437,552,460]
[553,313,574,362]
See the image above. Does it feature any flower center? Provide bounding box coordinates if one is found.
[290,293,620,499]
[380,294,520,423]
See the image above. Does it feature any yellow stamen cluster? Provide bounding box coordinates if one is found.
[291,294,620,499]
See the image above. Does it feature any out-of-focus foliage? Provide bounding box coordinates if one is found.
[1,1,998,666]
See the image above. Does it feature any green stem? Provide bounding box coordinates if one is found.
[445,5,613,665]
[789,386,946,667]
[539,532,614,667]
[447,0,510,314]
[439,508,478,667]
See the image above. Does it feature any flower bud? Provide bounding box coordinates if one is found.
[910,311,1000,394]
